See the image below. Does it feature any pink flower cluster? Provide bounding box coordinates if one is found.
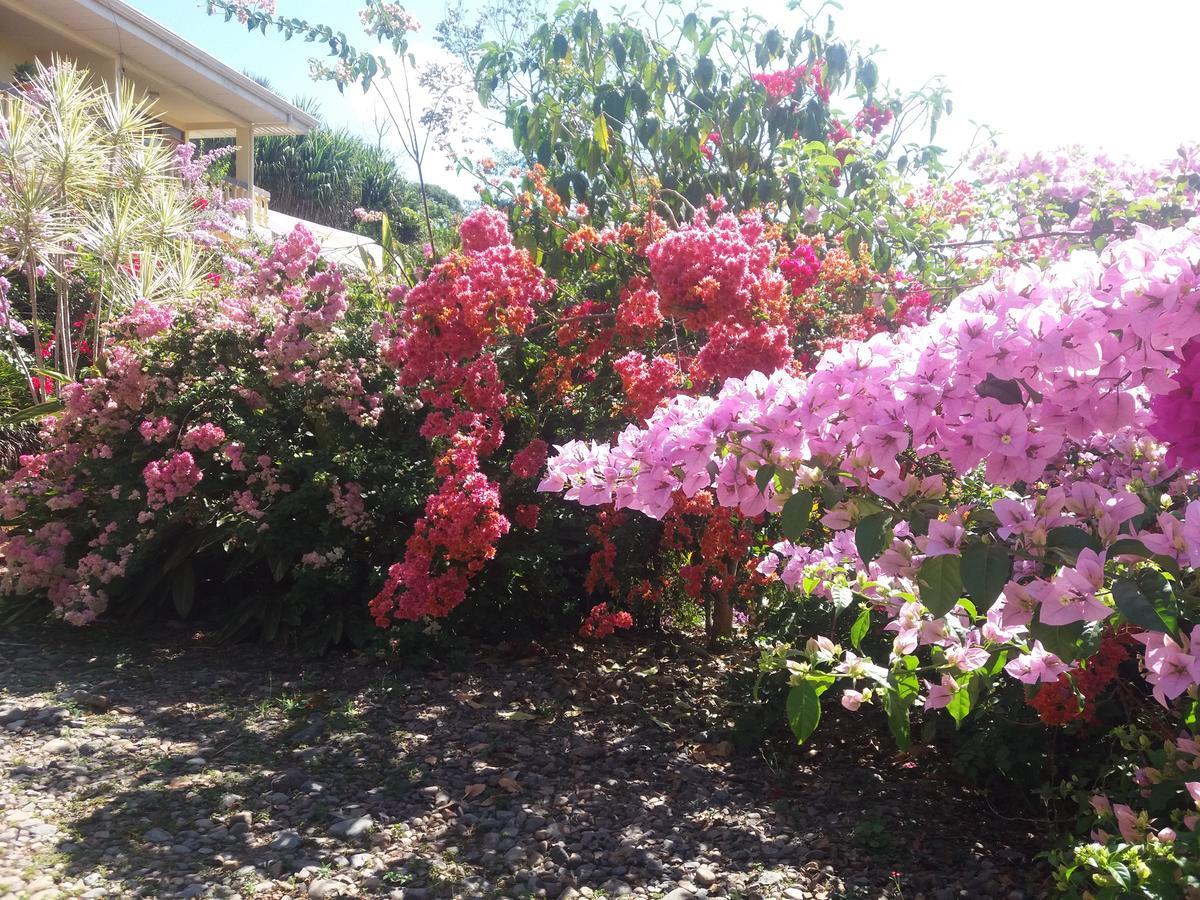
[1150,338,1200,471]
[459,206,512,255]
[328,481,368,531]
[751,63,829,102]
[779,239,820,296]
[181,423,227,453]
[358,2,420,38]
[115,299,175,339]
[143,452,203,509]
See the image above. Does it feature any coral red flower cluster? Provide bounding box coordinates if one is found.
[691,320,791,388]
[614,278,664,343]
[514,503,540,529]
[370,210,555,624]
[584,506,626,597]
[646,213,781,332]
[751,63,829,102]
[853,103,894,137]
[510,438,549,480]
[370,437,509,624]
[659,490,764,605]
[613,351,683,422]
[578,602,633,639]
[459,206,512,254]
[1026,632,1132,726]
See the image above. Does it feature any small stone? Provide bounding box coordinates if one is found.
[664,891,695,900]
[308,879,347,899]
[757,871,784,886]
[44,738,73,755]
[145,827,173,843]
[69,689,111,711]
[329,815,373,839]
[270,830,303,852]
[695,866,718,887]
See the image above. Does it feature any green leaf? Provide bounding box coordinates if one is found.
[780,489,813,542]
[755,463,777,494]
[975,374,1024,405]
[860,59,878,90]
[1109,538,1153,558]
[1112,576,1171,633]
[946,681,971,727]
[0,399,64,426]
[1136,568,1179,631]
[681,11,698,41]
[959,543,1011,611]
[916,554,963,617]
[591,114,610,153]
[1106,861,1132,891]
[892,655,921,701]
[831,584,854,610]
[855,512,890,564]
[849,606,871,650]
[785,682,822,745]
[1028,608,1085,661]
[268,553,291,583]
[609,34,626,67]
[1046,526,1102,564]
[775,468,796,495]
[884,691,911,750]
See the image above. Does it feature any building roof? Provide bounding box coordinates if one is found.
[0,0,317,136]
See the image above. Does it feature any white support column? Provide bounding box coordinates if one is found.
[235,124,256,227]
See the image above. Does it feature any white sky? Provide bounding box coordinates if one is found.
[797,0,1199,163]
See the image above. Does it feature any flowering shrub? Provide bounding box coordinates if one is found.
[538,213,1200,871]
[0,226,433,644]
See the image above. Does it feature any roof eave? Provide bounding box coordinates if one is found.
[52,0,318,132]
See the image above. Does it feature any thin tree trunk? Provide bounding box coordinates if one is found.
[710,592,733,643]
[25,258,42,401]
[55,265,72,380]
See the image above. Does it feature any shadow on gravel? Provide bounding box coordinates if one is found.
[0,624,1047,899]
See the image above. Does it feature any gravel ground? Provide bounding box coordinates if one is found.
[0,625,1047,899]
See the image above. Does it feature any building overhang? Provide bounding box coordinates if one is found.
[0,0,317,136]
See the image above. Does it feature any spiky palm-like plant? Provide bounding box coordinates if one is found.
[0,59,203,400]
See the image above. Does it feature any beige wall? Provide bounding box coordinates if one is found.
[0,30,232,139]
[0,34,115,90]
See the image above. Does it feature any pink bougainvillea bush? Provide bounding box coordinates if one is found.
[541,216,1200,893]
[0,225,435,646]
